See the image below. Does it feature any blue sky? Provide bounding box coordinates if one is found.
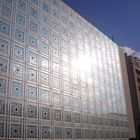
[63,0,140,52]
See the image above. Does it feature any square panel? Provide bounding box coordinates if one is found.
[51,33,59,46]
[52,92,61,106]
[0,37,9,54]
[30,7,38,19]
[73,112,80,123]
[63,66,69,76]
[16,13,25,27]
[54,127,62,139]
[41,27,49,40]
[65,128,72,139]
[82,100,88,112]
[41,107,50,120]
[52,20,59,32]
[40,89,50,103]
[0,58,8,74]
[61,38,68,50]
[11,81,23,97]
[0,122,4,137]
[11,102,22,117]
[63,80,69,91]
[11,63,23,78]
[75,129,81,139]
[17,0,26,12]
[10,124,22,138]
[52,47,59,58]
[41,57,49,70]
[63,95,71,108]
[27,125,37,138]
[0,78,7,94]
[40,41,49,54]
[29,20,38,33]
[63,111,71,122]
[52,62,60,73]
[28,35,38,49]
[52,76,60,89]
[40,72,49,86]
[1,5,12,19]
[0,20,10,36]
[15,28,25,43]
[27,50,38,65]
[41,14,49,27]
[42,126,50,138]
[27,104,37,118]
[0,100,5,114]
[53,109,61,121]
[13,45,24,61]
[73,97,81,110]
[27,68,37,82]
[27,85,37,101]
[51,9,59,19]
[72,83,79,94]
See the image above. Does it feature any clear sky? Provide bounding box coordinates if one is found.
[63,0,140,52]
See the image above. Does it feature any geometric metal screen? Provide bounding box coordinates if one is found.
[0,0,128,139]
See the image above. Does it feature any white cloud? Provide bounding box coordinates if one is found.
[122,46,140,60]
[122,46,135,56]
[134,52,140,60]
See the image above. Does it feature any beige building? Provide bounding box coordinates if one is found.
[119,48,136,139]
[122,51,140,140]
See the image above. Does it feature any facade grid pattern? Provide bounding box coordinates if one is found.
[0,0,128,139]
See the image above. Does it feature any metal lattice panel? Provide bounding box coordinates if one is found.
[0,0,129,139]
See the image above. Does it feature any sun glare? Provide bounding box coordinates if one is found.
[72,55,92,73]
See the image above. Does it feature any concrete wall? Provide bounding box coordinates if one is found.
[119,48,136,138]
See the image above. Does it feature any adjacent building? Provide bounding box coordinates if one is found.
[125,54,140,140]
[0,0,130,139]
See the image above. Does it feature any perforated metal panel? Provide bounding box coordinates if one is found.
[10,123,22,138]
[41,107,50,120]
[11,102,22,117]
[0,38,9,54]
[0,20,10,36]
[0,0,129,139]
[27,125,37,138]
[41,126,51,138]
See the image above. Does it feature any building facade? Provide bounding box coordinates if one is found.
[125,55,140,140]
[0,0,129,139]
